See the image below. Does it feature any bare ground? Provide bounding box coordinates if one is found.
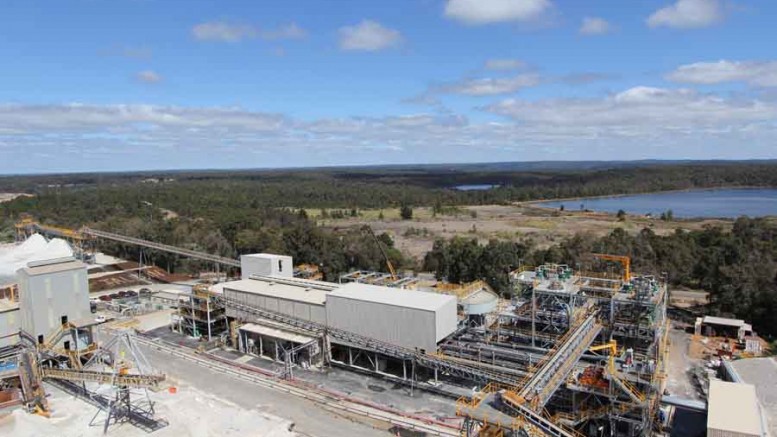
[0,193,31,203]
[319,204,731,261]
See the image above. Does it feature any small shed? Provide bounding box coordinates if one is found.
[700,316,753,340]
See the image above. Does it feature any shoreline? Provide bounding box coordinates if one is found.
[518,186,777,221]
[517,185,775,206]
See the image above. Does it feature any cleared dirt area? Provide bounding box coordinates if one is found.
[318,204,731,260]
[0,193,31,203]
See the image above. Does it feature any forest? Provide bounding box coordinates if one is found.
[2,161,777,338]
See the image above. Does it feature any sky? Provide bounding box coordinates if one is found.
[1,0,776,174]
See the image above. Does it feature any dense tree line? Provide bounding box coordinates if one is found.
[424,218,777,338]
[2,162,777,210]
[0,184,406,282]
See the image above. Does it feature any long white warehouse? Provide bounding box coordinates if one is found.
[223,275,336,325]
[326,282,457,353]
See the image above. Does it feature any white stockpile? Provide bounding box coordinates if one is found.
[0,233,74,281]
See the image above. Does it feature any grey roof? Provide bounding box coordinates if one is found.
[730,358,777,437]
[707,380,764,436]
[329,282,456,312]
[703,315,747,327]
[19,258,85,276]
[222,275,336,305]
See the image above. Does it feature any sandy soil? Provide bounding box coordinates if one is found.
[666,327,702,400]
[320,204,731,260]
[0,382,299,437]
[0,193,31,203]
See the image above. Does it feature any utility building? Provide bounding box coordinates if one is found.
[240,253,293,279]
[16,257,90,343]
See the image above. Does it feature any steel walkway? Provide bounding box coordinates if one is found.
[519,313,602,408]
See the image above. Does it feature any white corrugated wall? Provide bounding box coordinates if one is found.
[326,295,438,352]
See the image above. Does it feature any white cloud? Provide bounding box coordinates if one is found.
[2,89,776,173]
[136,70,162,84]
[192,21,307,42]
[667,60,777,87]
[647,0,724,29]
[580,17,612,35]
[440,73,541,96]
[444,0,552,25]
[486,86,776,130]
[338,20,403,51]
[484,59,527,71]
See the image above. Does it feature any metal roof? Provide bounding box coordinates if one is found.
[19,258,85,276]
[223,275,335,305]
[707,380,764,436]
[329,282,456,312]
[703,315,747,328]
[730,358,777,437]
[239,322,315,344]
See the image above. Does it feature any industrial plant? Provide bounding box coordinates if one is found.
[0,219,773,437]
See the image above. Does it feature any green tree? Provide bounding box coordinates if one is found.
[400,205,413,220]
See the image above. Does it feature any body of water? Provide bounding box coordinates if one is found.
[454,184,501,191]
[534,188,777,218]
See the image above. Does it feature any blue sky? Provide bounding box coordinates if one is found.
[1,0,776,173]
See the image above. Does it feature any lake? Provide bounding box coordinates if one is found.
[454,184,501,191]
[534,188,777,218]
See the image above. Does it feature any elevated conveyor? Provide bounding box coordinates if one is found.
[40,367,165,389]
[519,313,602,409]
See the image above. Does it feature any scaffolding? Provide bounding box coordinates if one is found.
[451,260,668,437]
[173,285,228,341]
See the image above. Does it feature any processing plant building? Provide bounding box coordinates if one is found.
[222,258,458,354]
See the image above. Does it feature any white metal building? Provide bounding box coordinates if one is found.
[326,282,457,353]
[0,300,20,348]
[16,257,90,342]
[223,275,337,324]
[240,253,293,279]
[707,380,765,437]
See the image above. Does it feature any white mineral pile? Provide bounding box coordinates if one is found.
[0,233,74,281]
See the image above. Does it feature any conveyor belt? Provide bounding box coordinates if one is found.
[519,313,601,408]
[40,367,164,389]
[81,227,241,267]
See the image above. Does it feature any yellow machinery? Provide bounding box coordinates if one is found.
[589,339,618,374]
[592,254,631,283]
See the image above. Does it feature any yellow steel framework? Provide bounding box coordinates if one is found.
[591,254,631,283]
